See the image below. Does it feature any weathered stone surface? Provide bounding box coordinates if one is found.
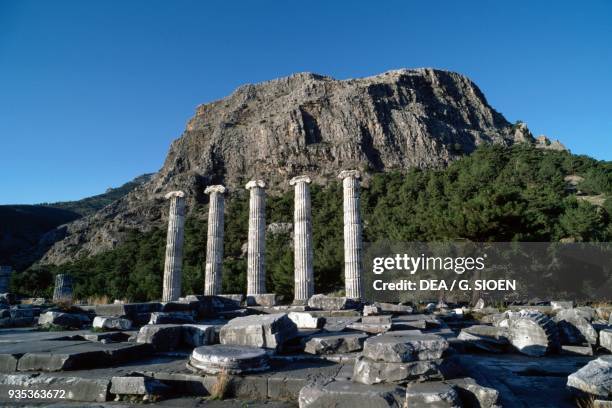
[574,306,597,321]
[220,313,298,350]
[554,308,598,345]
[148,311,195,325]
[94,302,161,318]
[288,312,324,329]
[508,310,560,356]
[16,342,150,371]
[600,329,612,353]
[474,298,485,310]
[347,322,392,334]
[299,380,405,408]
[188,344,270,374]
[362,334,448,362]
[162,191,185,302]
[392,314,441,330]
[246,293,277,307]
[446,377,501,408]
[136,324,183,351]
[308,294,359,311]
[304,332,368,355]
[353,356,446,384]
[322,316,361,332]
[567,356,612,399]
[405,382,461,407]
[110,375,170,396]
[551,300,573,311]
[458,325,510,353]
[38,311,90,329]
[183,324,217,347]
[92,316,132,331]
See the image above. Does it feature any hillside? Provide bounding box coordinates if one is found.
[16,145,612,300]
[40,68,546,265]
[0,174,153,270]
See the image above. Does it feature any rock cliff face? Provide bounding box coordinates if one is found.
[41,68,526,264]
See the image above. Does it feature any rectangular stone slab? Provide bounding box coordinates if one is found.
[16,342,150,371]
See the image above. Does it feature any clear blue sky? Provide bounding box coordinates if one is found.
[1,1,611,204]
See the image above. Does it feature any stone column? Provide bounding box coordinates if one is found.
[53,274,73,302]
[338,170,363,301]
[0,266,12,293]
[246,180,266,295]
[162,191,186,302]
[204,185,226,296]
[290,175,314,303]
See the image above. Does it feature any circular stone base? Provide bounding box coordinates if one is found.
[187,345,270,374]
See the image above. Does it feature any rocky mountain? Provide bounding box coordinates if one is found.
[0,174,152,270]
[41,68,541,265]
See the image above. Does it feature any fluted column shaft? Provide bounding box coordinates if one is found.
[339,170,363,300]
[246,180,266,295]
[162,191,185,302]
[291,176,313,302]
[204,185,226,296]
[53,274,73,302]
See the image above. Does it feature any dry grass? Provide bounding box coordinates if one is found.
[210,370,231,400]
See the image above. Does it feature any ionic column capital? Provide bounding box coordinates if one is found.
[246,180,266,190]
[289,175,312,186]
[338,170,361,180]
[164,190,185,199]
[205,185,226,195]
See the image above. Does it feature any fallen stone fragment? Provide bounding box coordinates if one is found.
[347,322,392,334]
[363,334,448,362]
[574,306,597,321]
[246,293,277,307]
[304,332,368,355]
[322,317,361,332]
[219,313,297,350]
[457,325,510,353]
[508,310,560,356]
[299,380,405,408]
[110,375,170,397]
[446,377,501,408]
[188,344,270,374]
[474,298,485,310]
[93,316,132,331]
[363,305,381,316]
[567,356,612,399]
[288,312,324,329]
[372,302,413,314]
[405,381,461,407]
[551,300,573,311]
[600,329,612,353]
[183,324,217,347]
[554,309,598,345]
[148,311,195,325]
[308,294,360,311]
[353,356,446,384]
[136,324,183,351]
[38,311,90,329]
